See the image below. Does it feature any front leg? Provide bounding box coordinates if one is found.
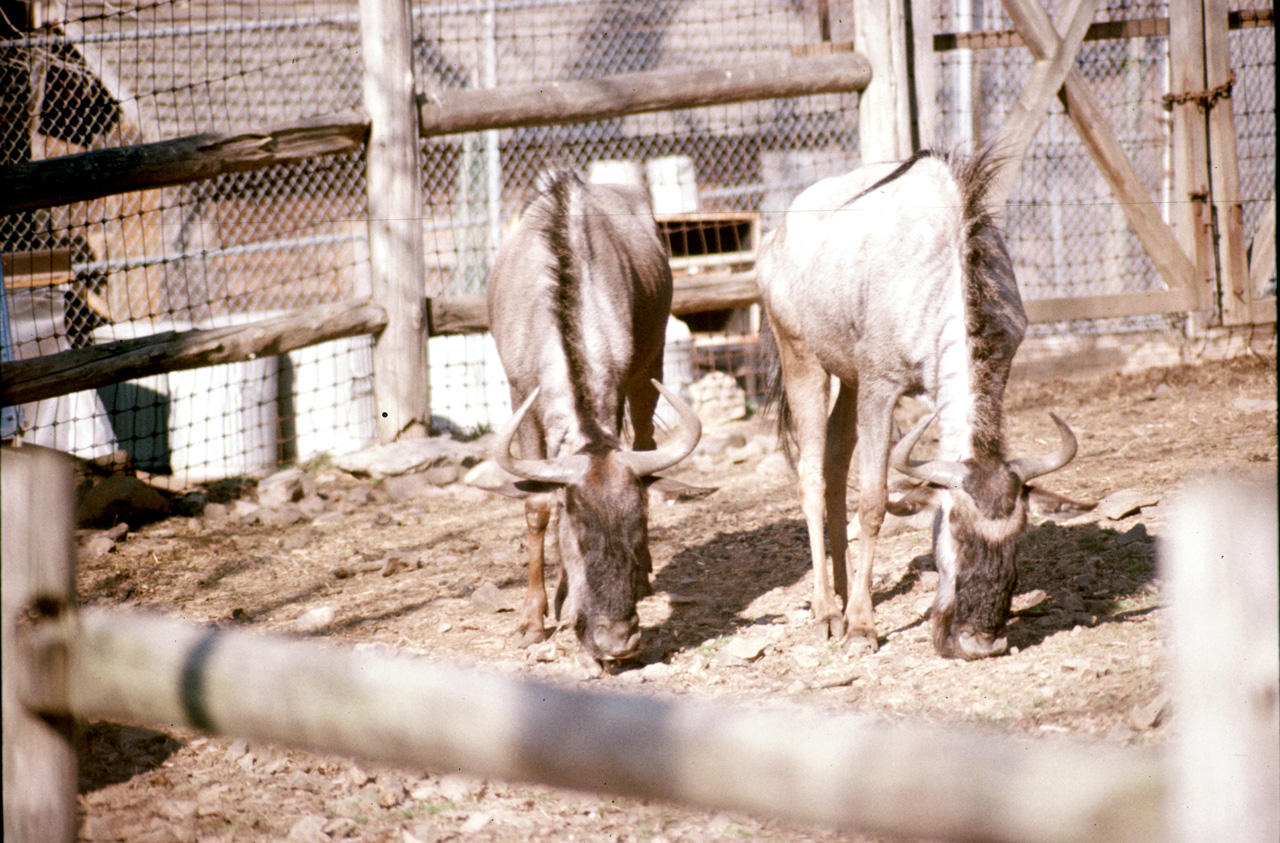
[516,497,552,646]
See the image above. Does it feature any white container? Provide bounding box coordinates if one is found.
[283,334,377,461]
[587,159,645,188]
[8,286,117,460]
[428,332,511,433]
[93,316,277,481]
[646,155,700,214]
[656,315,697,427]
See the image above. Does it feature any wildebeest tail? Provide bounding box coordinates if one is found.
[757,308,797,466]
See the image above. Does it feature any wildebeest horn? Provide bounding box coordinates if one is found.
[492,387,591,485]
[492,380,702,485]
[889,412,969,488]
[1008,412,1077,482]
[617,379,703,477]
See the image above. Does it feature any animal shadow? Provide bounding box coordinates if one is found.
[1004,519,1159,651]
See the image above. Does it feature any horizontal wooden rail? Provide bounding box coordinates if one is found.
[0,299,387,407]
[417,53,871,136]
[14,605,1161,843]
[1,54,869,215]
[3,275,1226,407]
[0,114,371,215]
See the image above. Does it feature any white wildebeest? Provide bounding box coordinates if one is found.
[756,149,1077,659]
[486,169,707,664]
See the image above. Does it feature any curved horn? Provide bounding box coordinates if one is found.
[889,411,969,488]
[492,387,590,485]
[1007,412,1077,482]
[618,379,703,477]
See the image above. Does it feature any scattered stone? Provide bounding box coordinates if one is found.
[231,499,263,523]
[335,437,482,479]
[382,472,435,502]
[379,552,417,577]
[157,799,198,822]
[755,450,791,478]
[77,475,171,528]
[324,817,358,839]
[260,503,306,526]
[438,773,486,803]
[223,738,249,762]
[789,644,822,670]
[202,501,230,522]
[294,606,336,633]
[641,661,674,682]
[460,812,494,834]
[470,581,514,613]
[1096,488,1160,521]
[79,533,117,558]
[1232,396,1277,414]
[286,814,329,843]
[1012,588,1051,614]
[688,371,747,426]
[1128,692,1170,730]
[258,468,311,508]
[425,464,461,486]
[717,635,768,665]
[813,667,864,689]
[378,776,407,807]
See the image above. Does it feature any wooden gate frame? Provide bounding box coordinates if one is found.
[868,0,1275,326]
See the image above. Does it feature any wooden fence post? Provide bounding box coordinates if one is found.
[854,0,917,163]
[1163,474,1279,842]
[1,446,78,843]
[360,0,431,442]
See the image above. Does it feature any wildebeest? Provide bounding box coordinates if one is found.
[486,169,707,664]
[756,148,1077,659]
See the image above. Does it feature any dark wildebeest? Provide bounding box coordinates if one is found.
[756,149,1077,659]
[486,169,707,664]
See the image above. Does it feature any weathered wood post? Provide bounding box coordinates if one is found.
[1163,474,1279,842]
[2,445,78,843]
[853,0,933,163]
[359,0,431,442]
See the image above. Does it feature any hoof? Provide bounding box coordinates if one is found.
[843,624,880,655]
[515,624,549,648]
[814,613,847,641]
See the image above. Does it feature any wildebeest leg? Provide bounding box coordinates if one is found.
[778,342,843,638]
[517,497,552,646]
[846,384,898,650]
[823,382,859,607]
[626,360,662,452]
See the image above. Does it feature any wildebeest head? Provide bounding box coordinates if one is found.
[493,380,701,662]
[891,412,1077,660]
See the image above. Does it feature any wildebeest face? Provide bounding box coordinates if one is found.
[556,454,653,662]
[931,463,1026,660]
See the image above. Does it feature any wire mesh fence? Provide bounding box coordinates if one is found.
[1,0,1274,482]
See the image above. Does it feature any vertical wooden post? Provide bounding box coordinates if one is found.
[855,0,916,163]
[2,446,78,843]
[360,0,430,442]
[1163,475,1279,842]
[1167,0,1217,317]
[907,0,936,151]
[1201,0,1251,326]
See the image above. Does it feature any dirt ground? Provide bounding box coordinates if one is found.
[71,352,1276,843]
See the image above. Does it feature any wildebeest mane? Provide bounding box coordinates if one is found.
[541,169,610,445]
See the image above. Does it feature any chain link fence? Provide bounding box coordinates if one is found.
[1,0,1274,480]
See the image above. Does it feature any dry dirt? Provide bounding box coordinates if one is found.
[71,353,1276,843]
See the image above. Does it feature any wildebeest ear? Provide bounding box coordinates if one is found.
[1026,486,1095,518]
[644,476,717,503]
[477,480,561,499]
[886,483,942,516]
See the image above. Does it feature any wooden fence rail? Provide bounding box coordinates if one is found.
[5,420,1278,843]
[0,54,869,216]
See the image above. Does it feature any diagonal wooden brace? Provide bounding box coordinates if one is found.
[1000,0,1198,295]
[988,0,1101,208]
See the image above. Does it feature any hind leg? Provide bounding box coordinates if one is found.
[626,356,663,452]
[776,340,843,638]
[844,383,899,650]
